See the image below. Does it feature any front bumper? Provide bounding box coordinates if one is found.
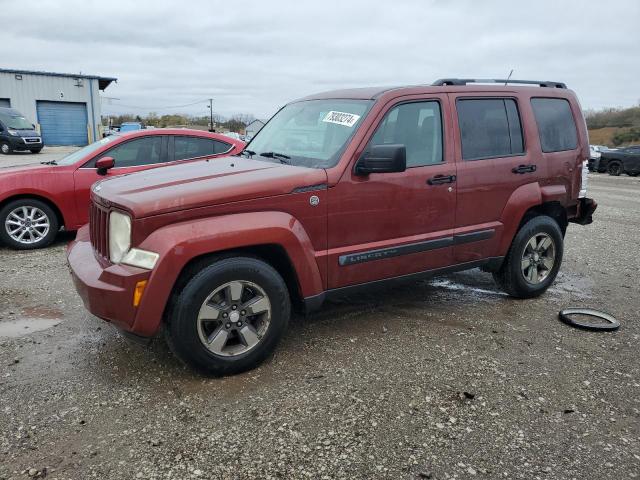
[9,136,43,149]
[67,225,150,332]
[571,197,597,225]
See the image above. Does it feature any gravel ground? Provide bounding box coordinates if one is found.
[0,146,80,168]
[0,174,638,480]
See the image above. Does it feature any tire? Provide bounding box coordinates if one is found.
[0,142,12,155]
[30,148,42,154]
[608,162,623,176]
[0,199,59,250]
[492,215,563,299]
[166,256,291,376]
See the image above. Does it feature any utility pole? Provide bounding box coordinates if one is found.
[207,98,214,132]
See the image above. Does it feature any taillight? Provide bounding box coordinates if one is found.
[579,160,588,198]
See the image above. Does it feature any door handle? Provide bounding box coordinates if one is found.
[427,174,456,185]
[512,164,537,174]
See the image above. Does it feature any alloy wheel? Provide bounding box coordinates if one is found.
[520,233,556,284]
[4,206,50,245]
[196,280,272,357]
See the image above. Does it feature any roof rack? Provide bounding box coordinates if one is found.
[432,78,567,89]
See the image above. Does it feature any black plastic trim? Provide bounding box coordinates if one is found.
[338,237,453,266]
[291,184,328,193]
[303,256,505,313]
[453,229,495,245]
[558,308,620,331]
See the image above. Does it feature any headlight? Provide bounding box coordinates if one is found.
[121,248,159,270]
[7,129,18,136]
[109,211,131,263]
[108,211,159,269]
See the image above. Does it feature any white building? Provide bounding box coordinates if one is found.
[0,68,116,146]
[245,119,265,140]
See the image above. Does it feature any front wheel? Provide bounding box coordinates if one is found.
[493,215,563,298]
[0,199,59,249]
[166,257,291,376]
[0,142,12,155]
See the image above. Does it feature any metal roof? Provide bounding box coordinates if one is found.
[0,68,117,90]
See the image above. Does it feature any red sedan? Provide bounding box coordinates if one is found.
[0,129,245,249]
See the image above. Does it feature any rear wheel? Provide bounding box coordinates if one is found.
[167,257,290,376]
[493,215,563,298]
[0,199,59,249]
[608,162,623,176]
[0,142,12,155]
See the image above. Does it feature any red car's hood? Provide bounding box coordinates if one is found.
[0,163,56,175]
[93,157,328,218]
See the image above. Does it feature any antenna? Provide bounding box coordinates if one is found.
[505,69,514,85]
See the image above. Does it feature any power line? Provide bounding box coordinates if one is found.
[101,98,211,110]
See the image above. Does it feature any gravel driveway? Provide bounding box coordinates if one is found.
[0,174,638,479]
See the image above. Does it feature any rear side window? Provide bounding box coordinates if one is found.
[457,98,524,160]
[531,98,578,153]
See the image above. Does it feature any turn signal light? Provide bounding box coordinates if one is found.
[133,280,148,307]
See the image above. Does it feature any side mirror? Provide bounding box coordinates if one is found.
[355,144,406,175]
[95,156,115,176]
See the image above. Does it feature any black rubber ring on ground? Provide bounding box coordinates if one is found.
[558,308,620,331]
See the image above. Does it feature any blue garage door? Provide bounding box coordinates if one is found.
[36,101,88,146]
[0,99,10,107]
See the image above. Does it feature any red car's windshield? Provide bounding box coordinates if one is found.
[56,135,120,166]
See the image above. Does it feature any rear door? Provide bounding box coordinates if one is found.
[327,95,457,289]
[450,94,545,263]
[72,135,168,227]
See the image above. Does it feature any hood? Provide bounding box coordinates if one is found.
[14,129,40,138]
[0,163,54,174]
[93,157,328,218]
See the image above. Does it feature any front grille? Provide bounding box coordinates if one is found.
[89,202,109,259]
[23,137,41,144]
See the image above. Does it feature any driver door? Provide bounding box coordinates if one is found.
[72,135,167,228]
[327,96,457,289]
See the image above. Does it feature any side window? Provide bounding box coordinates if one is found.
[104,136,163,168]
[213,140,232,154]
[174,136,215,161]
[457,98,524,160]
[531,98,578,153]
[369,101,443,167]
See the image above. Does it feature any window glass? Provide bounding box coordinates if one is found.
[174,136,214,160]
[369,101,443,167]
[457,98,524,160]
[245,99,372,169]
[531,98,578,153]
[106,136,163,167]
[213,140,232,154]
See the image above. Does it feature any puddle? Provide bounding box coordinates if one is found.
[428,278,507,297]
[0,306,64,338]
[0,318,62,337]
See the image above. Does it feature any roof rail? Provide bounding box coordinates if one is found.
[432,78,567,89]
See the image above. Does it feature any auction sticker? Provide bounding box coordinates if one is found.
[322,111,361,127]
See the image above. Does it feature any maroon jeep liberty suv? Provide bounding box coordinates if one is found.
[68,78,596,375]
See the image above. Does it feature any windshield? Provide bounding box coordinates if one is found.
[244,99,372,168]
[56,135,119,165]
[0,112,33,130]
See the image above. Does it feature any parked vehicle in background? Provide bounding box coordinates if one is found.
[68,78,596,376]
[119,122,143,133]
[222,131,246,142]
[102,125,120,138]
[588,144,602,172]
[600,145,640,176]
[0,107,43,154]
[0,129,244,249]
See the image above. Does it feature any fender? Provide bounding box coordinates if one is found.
[0,187,73,229]
[497,182,542,255]
[131,211,324,336]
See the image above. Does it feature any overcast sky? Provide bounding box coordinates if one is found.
[1,0,638,120]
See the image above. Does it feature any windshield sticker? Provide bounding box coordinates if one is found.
[322,111,361,127]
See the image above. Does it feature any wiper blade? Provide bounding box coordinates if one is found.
[237,149,256,157]
[41,160,57,165]
[259,151,291,164]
